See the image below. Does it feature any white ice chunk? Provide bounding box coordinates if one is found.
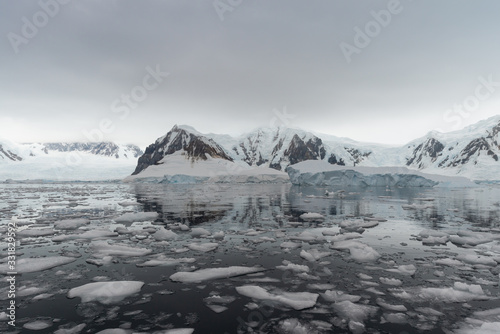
[136,255,196,267]
[52,229,118,242]
[191,227,211,237]
[90,241,152,257]
[385,264,416,276]
[152,227,178,241]
[187,242,218,252]
[300,249,331,262]
[114,212,158,223]
[235,285,318,310]
[170,266,265,283]
[96,330,132,334]
[379,277,403,286]
[67,281,144,304]
[332,301,378,334]
[54,324,86,334]
[457,254,497,266]
[0,256,76,274]
[23,320,52,330]
[321,290,361,303]
[331,240,380,263]
[300,212,325,221]
[54,218,90,230]
[17,228,55,237]
[276,260,309,273]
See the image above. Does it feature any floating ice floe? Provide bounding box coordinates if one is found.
[235,285,318,310]
[90,240,152,257]
[276,260,310,272]
[191,227,211,237]
[67,281,144,304]
[339,219,378,232]
[52,229,118,242]
[187,242,219,252]
[17,228,56,237]
[170,266,266,283]
[300,249,331,262]
[331,240,381,263]
[385,264,416,276]
[379,277,403,286]
[290,231,324,243]
[54,323,86,334]
[449,230,500,247]
[54,218,90,230]
[321,290,361,303]
[23,319,53,330]
[136,255,196,267]
[0,256,76,274]
[299,212,325,221]
[152,227,178,241]
[391,282,489,303]
[332,300,378,334]
[376,298,407,312]
[454,307,500,334]
[95,329,132,334]
[280,241,301,249]
[154,329,195,334]
[457,254,497,266]
[114,212,158,223]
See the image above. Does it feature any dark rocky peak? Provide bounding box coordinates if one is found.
[406,137,444,168]
[270,134,326,170]
[132,125,233,175]
[447,137,498,167]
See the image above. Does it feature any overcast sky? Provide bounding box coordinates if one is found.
[1,0,500,147]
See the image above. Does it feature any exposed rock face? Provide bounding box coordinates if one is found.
[132,125,233,175]
[43,142,143,159]
[407,138,445,168]
[406,118,500,173]
[230,128,353,171]
[0,144,22,161]
[269,134,327,170]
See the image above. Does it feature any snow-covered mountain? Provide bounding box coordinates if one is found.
[132,125,233,175]
[132,116,500,181]
[399,115,500,180]
[126,125,289,183]
[0,140,143,181]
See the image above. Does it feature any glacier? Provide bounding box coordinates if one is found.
[286,160,477,187]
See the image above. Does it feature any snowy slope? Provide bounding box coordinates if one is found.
[0,141,143,181]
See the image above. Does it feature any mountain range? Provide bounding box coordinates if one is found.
[1,115,499,181]
[130,115,500,181]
